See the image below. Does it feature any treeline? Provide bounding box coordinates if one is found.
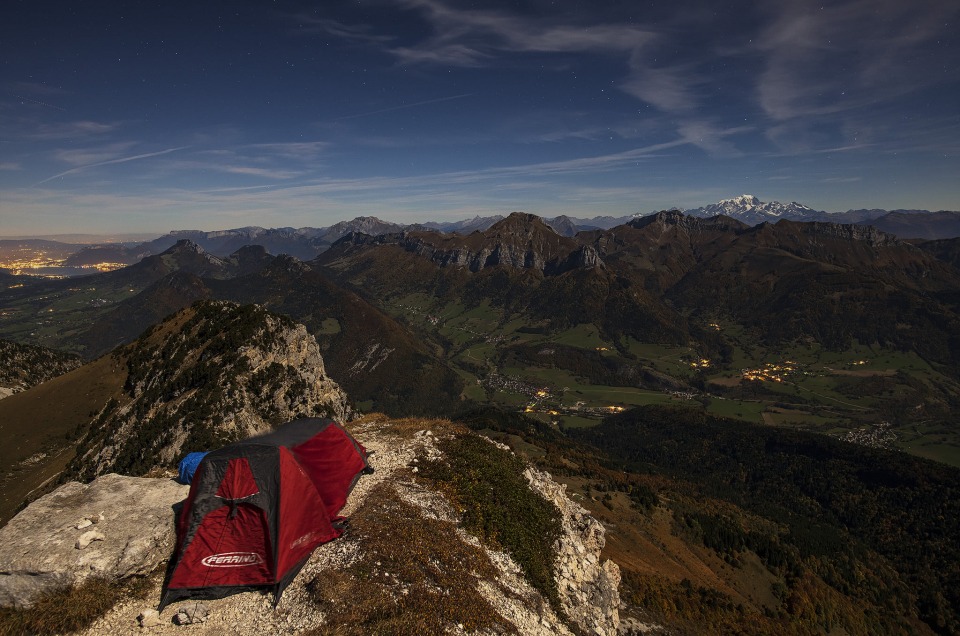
[572,405,960,634]
[457,405,959,633]
[673,268,960,371]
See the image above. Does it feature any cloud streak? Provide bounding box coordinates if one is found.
[34,146,190,185]
[754,1,960,124]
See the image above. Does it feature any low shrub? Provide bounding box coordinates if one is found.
[421,433,563,611]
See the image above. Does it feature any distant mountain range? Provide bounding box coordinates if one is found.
[684,194,823,225]
[4,197,958,277]
[7,208,957,388]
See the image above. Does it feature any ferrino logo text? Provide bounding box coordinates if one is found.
[201,552,264,568]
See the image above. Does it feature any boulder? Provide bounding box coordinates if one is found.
[0,473,188,608]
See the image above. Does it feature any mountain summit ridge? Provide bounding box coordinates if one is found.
[66,300,351,481]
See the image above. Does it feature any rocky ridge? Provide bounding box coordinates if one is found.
[0,474,187,608]
[0,418,626,635]
[337,213,596,274]
[67,301,351,481]
[525,464,621,634]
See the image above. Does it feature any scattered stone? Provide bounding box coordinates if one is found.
[137,608,163,628]
[76,519,93,530]
[75,530,106,550]
[26,420,627,636]
[619,616,664,634]
[173,602,210,625]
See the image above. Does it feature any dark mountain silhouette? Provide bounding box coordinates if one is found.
[62,244,154,267]
[5,210,960,420]
[89,239,234,288]
[205,256,463,416]
[49,250,463,416]
[865,210,960,240]
[919,236,960,270]
[75,271,213,356]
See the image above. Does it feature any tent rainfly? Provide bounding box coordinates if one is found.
[159,418,371,610]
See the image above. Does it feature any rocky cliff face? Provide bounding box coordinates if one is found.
[526,465,621,635]
[800,220,901,247]
[628,209,749,237]
[67,301,351,480]
[339,212,596,274]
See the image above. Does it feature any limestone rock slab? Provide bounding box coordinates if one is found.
[0,473,187,608]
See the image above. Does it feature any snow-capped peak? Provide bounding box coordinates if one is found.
[686,195,823,225]
[719,194,761,208]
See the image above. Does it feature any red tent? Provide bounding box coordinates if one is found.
[159,418,371,610]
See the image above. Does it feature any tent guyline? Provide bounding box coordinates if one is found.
[159,418,372,610]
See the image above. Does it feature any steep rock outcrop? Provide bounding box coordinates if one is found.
[627,210,749,237]
[798,219,900,247]
[526,465,621,636]
[67,301,351,480]
[336,213,589,274]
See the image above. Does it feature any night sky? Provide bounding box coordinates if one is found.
[1,0,958,235]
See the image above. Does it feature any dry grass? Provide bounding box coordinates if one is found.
[304,483,513,635]
[350,414,467,440]
[0,353,128,524]
[0,575,153,636]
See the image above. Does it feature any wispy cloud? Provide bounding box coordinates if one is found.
[327,0,681,113]
[54,142,137,166]
[677,121,751,157]
[619,63,700,114]
[0,162,20,171]
[755,1,960,122]
[35,146,190,185]
[33,120,118,140]
[388,0,657,61]
[211,165,304,179]
[290,14,392,45]
[315,0,729,154]
[245,141,330,159]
